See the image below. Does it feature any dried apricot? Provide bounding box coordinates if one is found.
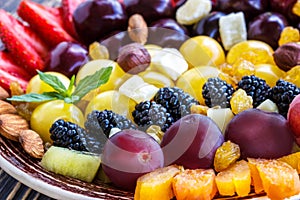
[215,160,251,197]
[248,158,300,199]
[214,140,240,172]
[172,169,217,200]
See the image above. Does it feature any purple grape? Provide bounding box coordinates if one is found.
[73,0,128,46]
[45,41,88,77]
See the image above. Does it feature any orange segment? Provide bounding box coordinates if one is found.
[248,158,300,199]
[278,152,300,174]
[215,160,251,197]
[172,169,217,200]
[134,165,181,200]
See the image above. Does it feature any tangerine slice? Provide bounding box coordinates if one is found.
[248,158,300,199]
[134,165,181,200]
[172,169,217,200]
[215,160,251,197]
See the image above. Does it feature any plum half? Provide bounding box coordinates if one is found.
[225,109,294,159]
[161,114,224,169]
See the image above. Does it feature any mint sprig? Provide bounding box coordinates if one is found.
[7,67,113,104]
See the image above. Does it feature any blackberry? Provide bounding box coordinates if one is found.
[50,119,88,152]
[237,75,270,107]
[202,77,234,108]
[153,87,199,121]
[269,79,300,117]
[132,101,174,132]
[84,109,137,138]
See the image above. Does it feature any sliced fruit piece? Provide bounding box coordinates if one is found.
[219,12,247,51]
[172,168,217,200]
[134,165,181,200]
[278,152,300,174]
[207,107,234,134]
[215,160,251,197]
[61,0,86,38]
[0,51,31,91]
[41,146,101,182]
[248,158,300,199]
[17,0,75,48]
[257,99,279,113]
[0,9,48,74]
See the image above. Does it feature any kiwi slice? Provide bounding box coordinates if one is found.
[41,146,101,182]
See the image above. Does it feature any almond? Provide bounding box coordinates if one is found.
[0,100,17,115]
[0,86,9,100]
[19,130,44,159]
[0,114,29,141]
[128,14,148,45]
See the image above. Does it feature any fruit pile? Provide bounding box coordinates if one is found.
[1,0,300,199]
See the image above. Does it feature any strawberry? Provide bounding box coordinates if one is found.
[0,51,31,91]
[61,0,86,39]
[17,0,76,48]
[0,9,48,75]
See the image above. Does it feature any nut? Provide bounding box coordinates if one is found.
[0,100,17,115]
[128,14,148,45]
[117,43,151,74]
[0,86,9,100]
[19,130,44,159]
[0,114,29,141]
[273,42,300,71]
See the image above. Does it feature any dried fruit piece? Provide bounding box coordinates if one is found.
[232,58,255,81]
[248,158,300,199]
[0,100,17,115]
[278,152,300,174]
[19,129,44,159]
[214,141,240,172]
[88,42,109,60]
[128,14,148,45]
[0,114,29,141]
[284,65,300,87]
[134,165,181,200]
[230,89,253,114]
[190,104,209,115]
[278,26,300,46]
[215,160,251,197]
[292,1,300,17]
[172,169,217,200]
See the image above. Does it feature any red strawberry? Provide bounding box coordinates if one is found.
[0,9,48,75]
[61,0,86,38]
[17,0,76,48]
[0,51,31,91]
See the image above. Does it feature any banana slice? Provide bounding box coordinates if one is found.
[219,12,247,50]
[176,0,212,25]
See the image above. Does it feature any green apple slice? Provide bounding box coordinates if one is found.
[41,146,101,182]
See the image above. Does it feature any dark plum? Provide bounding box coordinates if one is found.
[123,0,175,23]
[73,0,127,46]
[161,114,224,169]
[247,12,289,49]
[225,109,294,159]
[193,11,226,43]
[45,41,88,77]
[150,18,189,35]
[215,0,269,21]
[270,0,300,24]
[102,129,164,191]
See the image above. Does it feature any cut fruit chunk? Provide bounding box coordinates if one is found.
[278,152,300,174]
[176,0,212,25]
[134,165,181,200]
[215,160,251,197]
[207,107,234,134]
[219,12,247,50]
[41,146,101,182]
[248,158,300,199]
[257,99,279,113]
[172,169,217,200]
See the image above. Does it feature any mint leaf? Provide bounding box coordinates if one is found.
[66,75,75,97]
[38,70,67,94]
[71,67,112,103]
[7,93,57,102]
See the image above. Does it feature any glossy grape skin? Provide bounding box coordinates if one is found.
[45,42,88,78]
[215,0,269,21]
[102,129,164,191]
[270,0,300,24]
[247,12,289,49]
[225,109,294,159]
[193,11,226,43]
[73,0,128,46]
[123,0,175,23]
[161,114,224,169]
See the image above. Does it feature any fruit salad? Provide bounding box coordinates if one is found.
[1,0,300,199]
